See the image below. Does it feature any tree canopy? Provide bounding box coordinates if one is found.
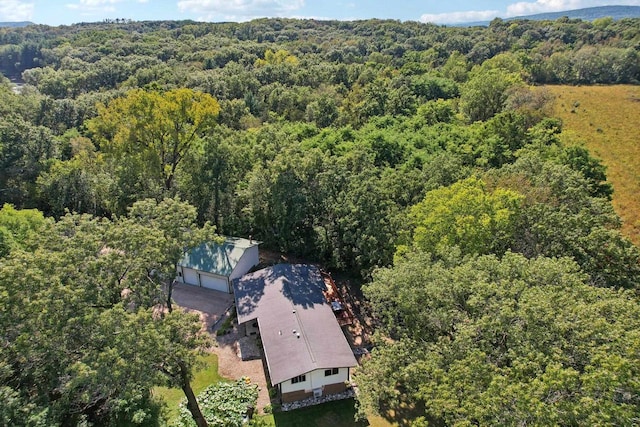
[0,198,214,426]
[405,176,523,256]
[359,250,640,426]
[0,14,638,425]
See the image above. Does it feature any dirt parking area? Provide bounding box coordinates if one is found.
[172,283,234,330]
[214,326,272,411]
[172,283,272,412]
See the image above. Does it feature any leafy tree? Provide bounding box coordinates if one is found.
[305,93,339,127]
[557,145,613,199]
[406,176,523,256]
[460,68,523,122]
[440,51,470,82]
[254,48,298,67]
[476,111,530,168]
[359,250,640,425]
[410,75,459,102]
[0,203,46,257]
[87,88,220,212]
[489,154,640,289]
[121,197,218,310]
[0,198,215,426]
[0,115,59,207]
[36,149,111,217]
[414,99,456,126]
[178,130,249,229]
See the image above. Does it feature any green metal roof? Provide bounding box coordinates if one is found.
[178,237,259,277]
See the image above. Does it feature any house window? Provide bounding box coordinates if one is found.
[324,368,339,376]
[291,374,306,384]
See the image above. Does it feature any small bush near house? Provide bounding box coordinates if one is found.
[215,306,237,336]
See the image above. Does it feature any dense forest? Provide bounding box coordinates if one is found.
[0,15,639,426]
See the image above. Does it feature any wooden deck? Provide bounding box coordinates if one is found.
[321,271,354,326]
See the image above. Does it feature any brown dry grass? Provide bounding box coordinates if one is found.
[547,85,640,245]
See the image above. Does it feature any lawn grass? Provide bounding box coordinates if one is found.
[256,399,369,426]
[153,356,393,426]
[153,353,226,421]
[546,85,640,245]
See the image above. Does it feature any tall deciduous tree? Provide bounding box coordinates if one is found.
[87,88,220,212]
[0,203,46,257]
[488,154,640,289]
[0,199,215,426]
[460,68,522,122]
[406,176,523,256]
[359,250,640,425]
[0,115,59,207]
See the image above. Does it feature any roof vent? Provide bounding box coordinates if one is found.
[296,333,301,338]
[292,329,296,334]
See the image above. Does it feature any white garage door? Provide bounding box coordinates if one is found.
[200,273,229,293]
[183,268,199,286]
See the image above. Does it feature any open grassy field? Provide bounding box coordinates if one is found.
[547,85,640,245]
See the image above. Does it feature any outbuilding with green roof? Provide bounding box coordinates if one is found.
[176,237,260,293]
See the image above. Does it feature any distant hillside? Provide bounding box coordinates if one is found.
[0,21,33,28]
[461,5,640,26]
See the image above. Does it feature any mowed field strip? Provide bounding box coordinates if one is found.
[548,85,640,245]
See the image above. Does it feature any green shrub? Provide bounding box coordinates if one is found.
[215,306,237,336]
[173,379,258,427]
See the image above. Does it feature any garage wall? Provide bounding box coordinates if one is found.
[180,268,230,293]
[199,273,229,293]
[230,245,260,280]
[175,266,185,283]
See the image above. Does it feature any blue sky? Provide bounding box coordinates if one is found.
[1,0,639,26]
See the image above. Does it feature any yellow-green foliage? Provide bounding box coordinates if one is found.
[406,176,523,256]
[254,49,299,67]
[548,85,640,244]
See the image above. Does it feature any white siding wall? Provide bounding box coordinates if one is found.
[230,245,259,280]
[279,368,349,394]
[175,266,185,283]
[280,373,311,394]
[310,368,349,389]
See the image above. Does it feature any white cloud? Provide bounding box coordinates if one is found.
[420,10,501,24]
[66,0,148,12]
[421,0,640,24]
[0,0,34,21]
[506,0,640,16]
[507,0,592,16]
[177,0,305,21]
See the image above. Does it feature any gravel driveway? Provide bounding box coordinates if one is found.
[172,283,272,412]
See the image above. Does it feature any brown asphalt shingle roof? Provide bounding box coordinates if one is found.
[233,264,357,385]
